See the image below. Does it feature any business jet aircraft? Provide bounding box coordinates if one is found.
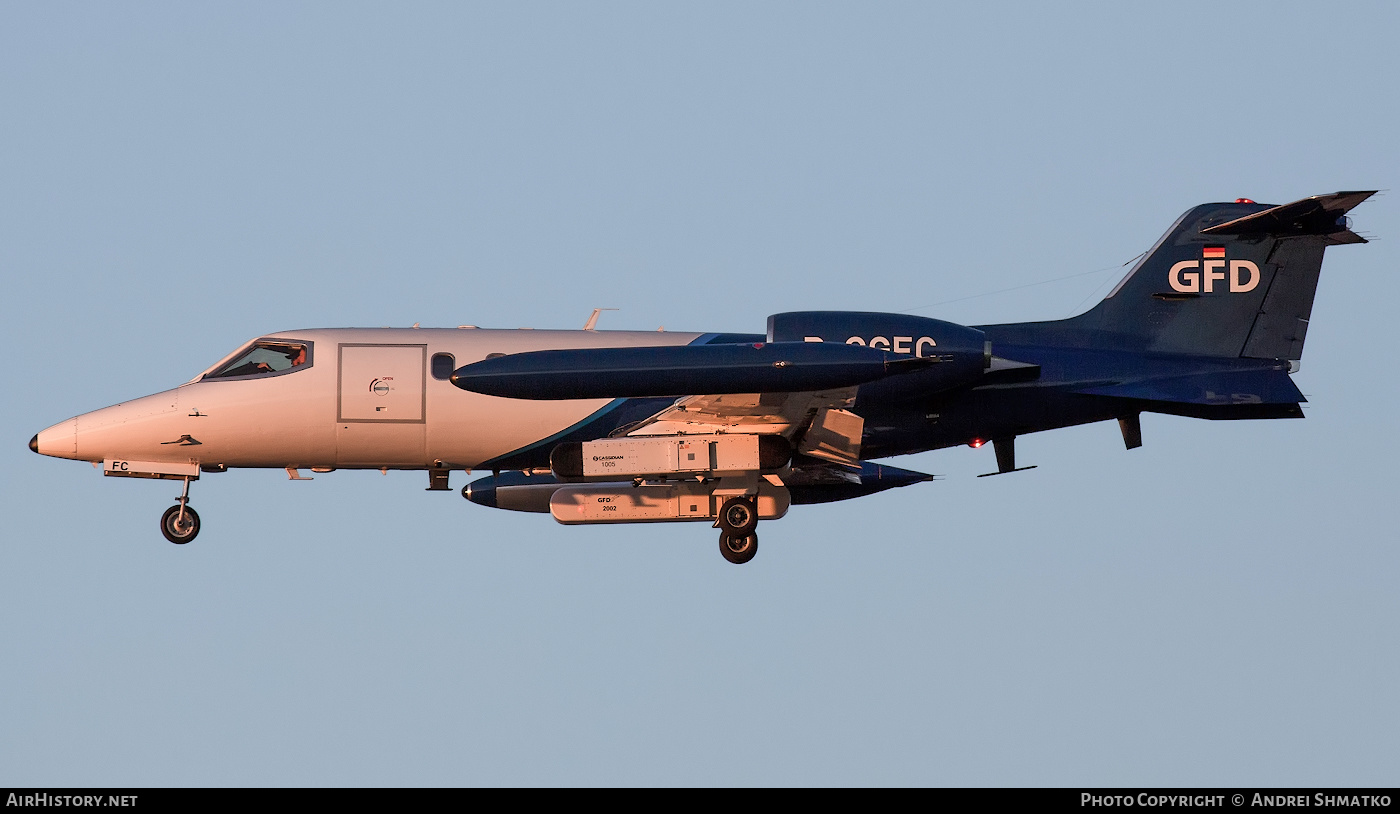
[30,191,1373,563]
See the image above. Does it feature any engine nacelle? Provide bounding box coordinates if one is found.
[767,311,989,396]
[549,481,791,525]
[550,434,791,481]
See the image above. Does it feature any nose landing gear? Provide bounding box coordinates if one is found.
[159,476,201,544]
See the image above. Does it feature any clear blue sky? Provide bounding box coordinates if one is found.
[3,2,1396,786]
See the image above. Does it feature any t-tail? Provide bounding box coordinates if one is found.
[1060,190,1375,359]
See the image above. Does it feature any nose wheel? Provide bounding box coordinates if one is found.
[159,476,201,544]
[160,503,201,544]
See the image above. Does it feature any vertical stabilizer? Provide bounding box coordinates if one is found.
[1067,192,1374,359]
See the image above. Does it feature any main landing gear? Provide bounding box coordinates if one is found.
[717,496,759,565]
[159,476,200,545]
[719,531,758,564]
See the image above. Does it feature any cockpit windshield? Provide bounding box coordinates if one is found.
[205,340,311,379]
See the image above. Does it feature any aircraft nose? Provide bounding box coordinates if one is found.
[33,417,79,459]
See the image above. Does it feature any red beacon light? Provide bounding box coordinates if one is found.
[968,438,985,449]
[1235,198,1256,204]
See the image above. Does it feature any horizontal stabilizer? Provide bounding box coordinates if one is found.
[1202,191,1376,244]
[1073,366,1304,406]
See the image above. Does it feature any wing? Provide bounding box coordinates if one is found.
[449,336,991,472]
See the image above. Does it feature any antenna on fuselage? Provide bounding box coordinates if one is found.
[583,308,618,330]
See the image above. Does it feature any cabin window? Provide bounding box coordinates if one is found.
[431,353,455,380]
[206,341,311,379]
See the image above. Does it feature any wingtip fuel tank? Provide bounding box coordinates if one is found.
[450,340,969,400]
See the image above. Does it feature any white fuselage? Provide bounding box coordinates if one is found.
[34,328,705,471]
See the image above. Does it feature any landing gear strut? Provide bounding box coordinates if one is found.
[160,476,200,544]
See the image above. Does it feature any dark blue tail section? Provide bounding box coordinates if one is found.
[966,192,1375,425]
[1036,191,1375,360]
